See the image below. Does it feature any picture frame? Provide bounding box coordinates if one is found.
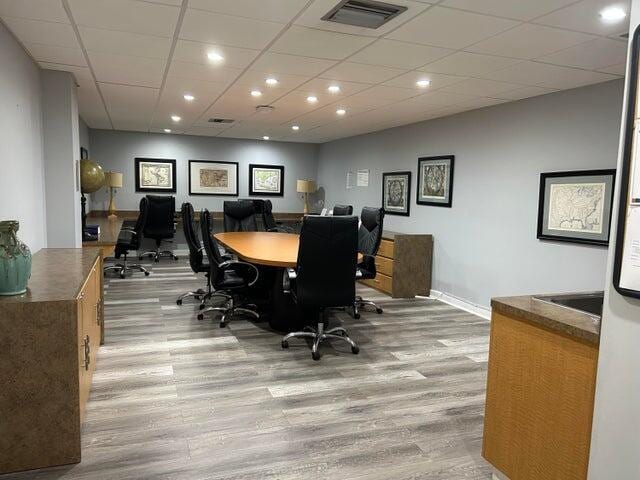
[188,160,238,196]
[417,155,454,207]
[134,157,176,193]
[382,171,411,216]
[248,164,284,197]
[537,169,616,246]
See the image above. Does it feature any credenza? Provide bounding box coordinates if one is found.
[360,231,433,298]
[0,248,103,474]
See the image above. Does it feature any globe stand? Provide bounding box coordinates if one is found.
[81,194,97,242]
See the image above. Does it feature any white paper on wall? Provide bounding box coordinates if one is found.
[632,123,640,204]
[620,206,640,292]
[356,169,369,187]
[346,171,354,189]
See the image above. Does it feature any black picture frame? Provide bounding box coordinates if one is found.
[80,147,88,160]
[248,164,285,197]
[188,160,239,196]
[382,171,411,216]
[536,169,616,247]
[416,155,454,208]
[134,157,177,193]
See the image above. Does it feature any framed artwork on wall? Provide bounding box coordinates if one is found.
[134,157,176,193]
[537,169,616,246]
[249,164,284,196]
[382,171,411,216]
[417,155,454,207]
[189,160,238,196]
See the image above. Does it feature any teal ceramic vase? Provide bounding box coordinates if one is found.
[0,220,32,295]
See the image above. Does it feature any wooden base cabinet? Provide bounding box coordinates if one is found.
[0,249,103,474]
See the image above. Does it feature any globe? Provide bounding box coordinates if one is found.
[80,159,105,194]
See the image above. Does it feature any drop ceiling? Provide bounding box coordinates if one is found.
[0,0,629,143]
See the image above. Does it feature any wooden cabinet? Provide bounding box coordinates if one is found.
[360,232,433,298]
[0,249,103,474]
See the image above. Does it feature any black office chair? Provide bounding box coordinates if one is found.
[354,207,385,318]
[262,199,294,233]
[223,200,257,232]
[281,215,360,361]
[198,209,260,327]
[176,203,231,308]
[333,204,353,216]
[139,195,178,262]
[104,197,151,279]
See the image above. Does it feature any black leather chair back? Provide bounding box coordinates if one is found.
[143,195,175,239]
[333,204,353,216]
[262,200,277,231]
[223,200,257,232]
[181,203,204,273]
[358,207,384,276]
[131,197,148,250]
[200,209,224,283]
[295,215,358,309]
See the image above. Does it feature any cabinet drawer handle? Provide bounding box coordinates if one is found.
[84,335,91,370]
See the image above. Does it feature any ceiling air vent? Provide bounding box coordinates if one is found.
[208,118,234,124]
[322,0,407,29]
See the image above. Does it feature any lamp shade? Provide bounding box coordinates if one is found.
[296,179,316,193]
[105,171,123,188]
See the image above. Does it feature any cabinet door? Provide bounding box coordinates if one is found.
[77,293,90,423]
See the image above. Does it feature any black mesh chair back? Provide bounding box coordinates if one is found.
[295,215,358,309]
[223,200,257,232]
[143,195,175,240]
[333,204,353,216]
[181,202,205,273]
[357,207,384,276]
[262,199,278,231]
[200,209,224,282]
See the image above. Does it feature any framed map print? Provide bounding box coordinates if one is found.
[417,155,454,207]
[382,171,411,216]
[249,164,284,196]
[134,158,176,193]
[189,160,238,196]
[537,169,616,246]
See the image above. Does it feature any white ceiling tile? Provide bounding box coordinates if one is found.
[440,78,524,96]
[250,52,337,77]
[296,78,371,97]
[189,0,310,23]
[492,85,558,100]
[162,76,228,104]
[80,27,172,59]
[136,0,183,5]
[76,82,111,129]
[0,0,69,23]
[348,39,453,69]
[294,0,431,37]
[480,61,620,88]
[346,86,418,108]
[597,62,627,75]
[411,90,479,106]
[89,52,166,88]
[68,0,179,37]
[100,82,159,127]
[234,70,310,93]
[320,62,406,84]
[270,26,375,60]
[23,42,86,66]
[386,6,518,49]
[183,126,226,137]
[441,0,577,21]
[537,37,628,70]
[534,0,631,36]
[167,60,242,84]
[2,17,78,48]
[39,62,93,85]
[420,51,522,76]
[466,23,596,59]
[173,40,260,69]
[383,71,468,90]
[180,8,283,50]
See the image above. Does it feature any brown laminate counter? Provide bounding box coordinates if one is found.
[491,295,600,345]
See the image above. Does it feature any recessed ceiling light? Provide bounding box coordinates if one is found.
[265,77,278,86]
[416,79,431,88]
[328,85,341,93]
[164,128,171,133]
[183,93,195,101]
[171,115,181,122]
[263,135,270,140]
[599,6,626,22]
[307,95,318,103]
[250,90,262,97]
[207,51,224,62]
[336,108,346,116]
[291,125,300,131]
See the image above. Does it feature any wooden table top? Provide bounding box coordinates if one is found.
[215,232,301,268]
[82,216,124,247]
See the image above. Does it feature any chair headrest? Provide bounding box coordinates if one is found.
[360,207,383,232]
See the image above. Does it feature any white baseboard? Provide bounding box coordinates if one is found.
[425,289,491,320]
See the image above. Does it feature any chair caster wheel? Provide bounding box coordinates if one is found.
[119,273,125,279]
[312,351,321,361]
[138,255,143,260]
[154,258,160,263]
[144,271,150,276]
[176,299,182,306]
[197,314,204,320]
[174,256,179,261]
[376,308,383,314]
[194,296,200,300]
[351,346,360,354]
[219,322,226,328]
[199,304,206,310]
[281,340,289,349]
[354,312,361,319]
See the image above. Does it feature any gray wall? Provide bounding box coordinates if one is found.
[0,21,46,252]
[89,130,320,213]
[318,80,624,309]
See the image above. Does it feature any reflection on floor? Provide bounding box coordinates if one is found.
[6,252,492,480]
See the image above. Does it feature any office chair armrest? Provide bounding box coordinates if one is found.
[282,268,297,293]
[355,268,364,279]
[219,260,260,286]
[121,228,138,236]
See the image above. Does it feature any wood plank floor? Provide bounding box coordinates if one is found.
[4,252,492,480]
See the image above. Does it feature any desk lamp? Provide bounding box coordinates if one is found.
[105,171,124,219]
[296,179,316,215]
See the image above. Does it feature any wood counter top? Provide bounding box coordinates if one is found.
[0,248,102,304]
[491,295,600,345]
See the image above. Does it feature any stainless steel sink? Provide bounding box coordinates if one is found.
[533,291,604,319]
